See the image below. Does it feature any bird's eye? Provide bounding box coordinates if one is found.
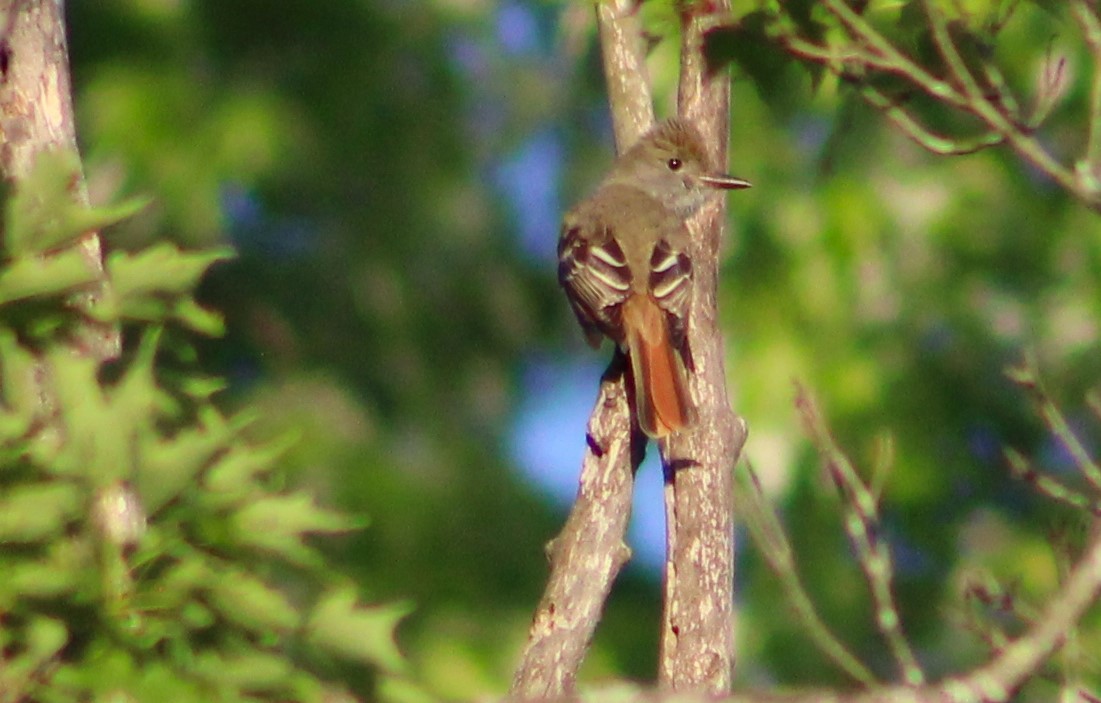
[667,158,682,171]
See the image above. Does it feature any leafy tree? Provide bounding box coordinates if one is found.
[2,0,1095,701]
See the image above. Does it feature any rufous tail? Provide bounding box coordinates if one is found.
[622,295,695,438]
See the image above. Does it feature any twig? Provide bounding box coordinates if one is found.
[770,1,1099,208]
[859,84,1005,155]
[770,17,1007,156]
[960,518,1101,701]
[559,507,1101,700]
[820,0,969,110]
[796,386,924,686]
[1005,448,1100,515]
[1072,0,1101,185]
[958,576,1015,655]
[981,62,1021,121]
[736,463,877,685]
[655,0,745,692]
[923,0,987,106]
[1007,361,1101,493]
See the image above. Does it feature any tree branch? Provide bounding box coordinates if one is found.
[1072,0,1101,187]
[767,1,1101,209]
[796,387,924,687]
[0,0,119,362]
[657,0,745,692]
[597,0,653,150]
[735,463,876,685]
[509,0,652,695]
[508,360,643,697]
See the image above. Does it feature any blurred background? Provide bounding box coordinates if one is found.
[67,0,1101,697]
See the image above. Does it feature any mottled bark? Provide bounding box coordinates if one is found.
[657,0,744,692]
[508,1,651,695]
[0,0,119,361]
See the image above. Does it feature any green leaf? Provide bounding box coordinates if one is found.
[3,538,86,598]
[305,588,409,672]
[0,249,99,306]
[0,329,39,440]
[141,553,210,612]
[203,438,288,498]
[48,349,130,482]
[179,601,216,630]
[3,150,150,257]
[108,244,233,301]
[3,617,68,686]
[179,374,228,402]
[192,649,294,690]
[173,297,225,336]
[140,421,231,513]
[233,493,358,564]
[0,482,81,542]
[207,571,300,634]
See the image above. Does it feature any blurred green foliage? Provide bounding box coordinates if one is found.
[721,0,1101,694]
[35,0,1101,699]
[68,1,661,697]
[0,153,405,701]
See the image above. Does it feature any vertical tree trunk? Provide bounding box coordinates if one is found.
[0,0,119,362]
[658,0,745,692]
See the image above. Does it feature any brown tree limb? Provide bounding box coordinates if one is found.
[514,0,749,692]
[507,360,643,698]
[596,0,653,150]
[509,1,652,696]
[657,0,746,692]
[0,0,119,361]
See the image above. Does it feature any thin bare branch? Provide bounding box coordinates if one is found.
[980,61,1021,121]
[736,464,877,685]
[957,577,1015,655]
[770,1,1098,208]
[561,506,1101,700]
[796,386,924,686]
[859,84,1005,155]
[508,362,641,697]
[923,0,987,104]
[1006,448,1101,515]
[821,0,969,109]
[965,519,1101,699]
[1007,362,1101,493]
[1072,0,1101,184]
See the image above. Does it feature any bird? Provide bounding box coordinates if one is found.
[557,118,751,438]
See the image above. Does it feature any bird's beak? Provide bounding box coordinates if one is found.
[699,174,752,190]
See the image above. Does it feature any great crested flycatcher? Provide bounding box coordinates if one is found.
[558,118,750,438]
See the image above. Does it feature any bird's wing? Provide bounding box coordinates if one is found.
[647,232,693,360]
[557,215,632,348]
